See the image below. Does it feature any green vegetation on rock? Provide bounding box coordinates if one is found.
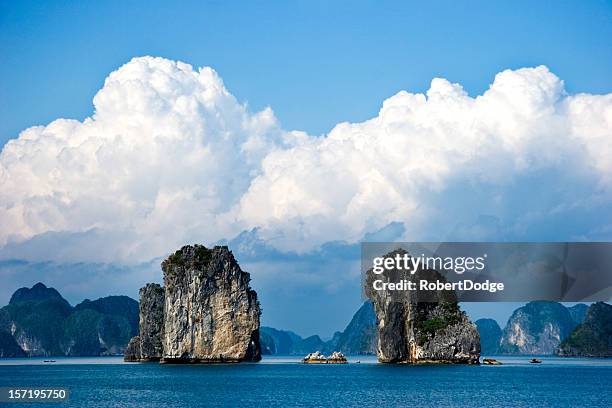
[557,302,612,357]
[0,283,138,357]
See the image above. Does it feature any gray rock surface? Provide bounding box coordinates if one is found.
[123,336,141,362]
[138,284,164,360]
[499,301,577,355]
[124,283,164,361]
[161,245,261,362]
[365,250,480,364]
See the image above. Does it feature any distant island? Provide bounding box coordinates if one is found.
[557,302,612,357]
[1,245,610,360]
[0,282,138,357]
[474,301,611,357]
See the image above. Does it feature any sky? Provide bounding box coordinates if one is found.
[0,1,611,337]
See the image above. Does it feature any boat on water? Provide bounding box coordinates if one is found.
[530,358,542,364]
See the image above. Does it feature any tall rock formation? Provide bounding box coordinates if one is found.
[162,245,261,362]
[499,301,577,355]
[124,284,164,361]
[125,245,261,363]
[556,302,612,357]
[365,250,480,364]
[475,318,502,355]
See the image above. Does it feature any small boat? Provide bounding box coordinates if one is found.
[483,358,502,365]
[43,360,56,363]
[530,358,542,364]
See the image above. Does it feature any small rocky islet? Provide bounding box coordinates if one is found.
[303,351,348,364]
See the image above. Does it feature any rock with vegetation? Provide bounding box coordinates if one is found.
[0,330,26,357]
[1,283,73,356]
[567,304,589,326]
[556,302,612,357]
[334,301,377,355]
[476,318,502,355]
[259,331,276,355]
[289,335,330,355]
[0,283,138,357]
[66,296,138,356]
[161,245,261,362]
[499,301,577,355]
[259,327,302,354]
[365,250,480,364]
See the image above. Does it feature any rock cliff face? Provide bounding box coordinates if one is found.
[123,336,141,362]
[161,245,261,362]
[125,245,261,363]
[124,283,164,362]
[499,301,577,355]
[365,250,480,364]
[556,302,612,357]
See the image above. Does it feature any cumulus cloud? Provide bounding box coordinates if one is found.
[235,67,612,250]
[0,57,287,260]
[0,58,611,262]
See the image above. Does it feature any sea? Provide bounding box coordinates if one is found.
[0,355,610,407]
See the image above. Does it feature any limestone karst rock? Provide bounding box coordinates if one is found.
[556,302,612,357]
[1,283,138,357]
[365,249,480,364]
[124,283,164,361]
[476,318,502,355]
[499,301,577,355]
[123,336,141,362]
[162,245,261,362]
[125,245,261,363]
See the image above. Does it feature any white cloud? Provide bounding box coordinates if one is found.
[235,66,612,250]
[0,57,286,260]
[1,58,611,261]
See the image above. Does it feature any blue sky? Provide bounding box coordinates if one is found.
[1,0,611,145]
[1,1,611,337]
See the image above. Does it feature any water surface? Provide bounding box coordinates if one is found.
[0,356,610,407]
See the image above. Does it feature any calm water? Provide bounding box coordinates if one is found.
[0,356,610,407]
